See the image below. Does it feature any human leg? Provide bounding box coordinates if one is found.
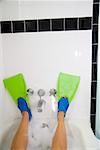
[11,112,29,150]
[52,97,69,150]
[11,98,32,150]
[52,112,67,150]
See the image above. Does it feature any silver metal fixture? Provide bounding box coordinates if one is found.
[37,89,45,97]
[27,88,34,96]
[41,123,49,128]
[49,88,57,96]
[37,89,46,112]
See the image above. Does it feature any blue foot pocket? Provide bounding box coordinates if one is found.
[18,97,32,121]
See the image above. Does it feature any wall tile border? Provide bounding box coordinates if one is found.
[0,17,92,33]
[91,0,99,134]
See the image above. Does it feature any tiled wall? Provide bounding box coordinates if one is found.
[0,17,91,33]
[91,0,99,133]
[0,1,99,134]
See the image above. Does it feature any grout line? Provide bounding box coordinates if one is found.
[37,20,39,32]
[91,98,96,101]
[93,23,98,26]
[77,18,79,30]
[93,2,99,4]
[92,62,97,64]
[92,80,97,82]
[91,80,97,83]
[64,18,65,31]
[90,114,96,116]
[11,21,13,33]
[50,19,52,31]
[92,43,98,45]
[91,97,97,99]
[93,24,98,27]
[24,20,26,32]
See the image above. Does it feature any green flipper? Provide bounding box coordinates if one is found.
[3,73,29,106]
[57,72,80,104]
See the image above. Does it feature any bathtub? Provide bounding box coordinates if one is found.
[0,31,100,150]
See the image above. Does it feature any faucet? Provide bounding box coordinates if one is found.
[49,88,57,113]
[27,88,34,96]
[41,123,49,128]
[49,88,57,97]
[37,89,46,112]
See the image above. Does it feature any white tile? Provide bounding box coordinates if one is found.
[2,31,92,121]
[0,1,93,21]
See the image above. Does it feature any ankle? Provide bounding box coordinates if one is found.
[22,111,29,117]
[58,112,64,123]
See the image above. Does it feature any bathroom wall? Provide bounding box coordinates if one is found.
[0,34,2,142]
[0,5,2,142]
[0,0,94,139]
[0,1,92,20]
[0,33,5,143]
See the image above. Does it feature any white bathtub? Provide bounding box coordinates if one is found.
[0,30,100,149]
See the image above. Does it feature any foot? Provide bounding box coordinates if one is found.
[58,97,69,116]
[18,97,32,121]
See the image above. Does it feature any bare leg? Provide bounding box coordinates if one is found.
[52,112,67,150]
[11,112,29,150]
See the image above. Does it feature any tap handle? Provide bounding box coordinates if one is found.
[37,89,45,97]
[49,88,57,96]
[27,88,34,96]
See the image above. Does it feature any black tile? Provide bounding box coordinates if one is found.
[91,82,97,98]
[93,0,99,3]
[13,21,24,33]
[92,64,97,81]
[52,19,64,31]
[65,18,77,30]
[39,19,50,32]
[92,25,98,43]
[1,21,11,33]
[91,115,96,131]
[92,45,98,63]
[93,4,99,24]
[91,98,96,114]
[93,130,95,134]
[25,20,37,32]
[79,17,92,30]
